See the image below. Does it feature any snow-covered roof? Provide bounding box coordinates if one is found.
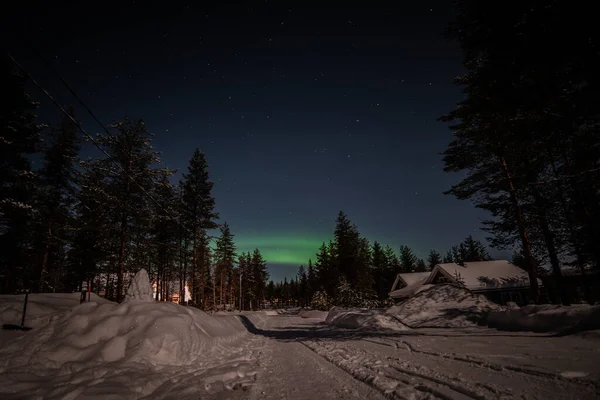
[389,272,431,294]
[426,260,542,291]
[389,279,431,299]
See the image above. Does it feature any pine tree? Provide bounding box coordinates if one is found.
[371,241,390,302]
[334,211,356,284]
[297,264,308,306]
[181,148,219,305]
[415,259,427,272]
[442,250,453,263]
[315,242,335,296]
[69,163,111,296]
[252,249,268,308]
[148,173,179,301]
[89,118,168,302]
[426,250,442,270]
[34,108,80,292]
[460,235,491,262]
[214,222,236,305]
[437,0,600,301]
[399,245,417,273]
[306,259,317,300]
[384,245,400,273]
[0,55,44,293]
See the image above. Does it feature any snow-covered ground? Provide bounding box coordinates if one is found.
[1,278,599,399]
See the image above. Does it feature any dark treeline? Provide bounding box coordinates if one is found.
[266,211,490,310]
[440,0,600,304]
[0,55,268,309]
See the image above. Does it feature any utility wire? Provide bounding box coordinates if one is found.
[7,53,191,237]
[9,52,222,297]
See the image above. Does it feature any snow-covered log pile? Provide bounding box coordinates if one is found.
[488,303,600,334]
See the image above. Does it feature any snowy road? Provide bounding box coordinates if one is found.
[245,311,600,400]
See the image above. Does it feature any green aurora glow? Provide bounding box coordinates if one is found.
[232,235,330,265]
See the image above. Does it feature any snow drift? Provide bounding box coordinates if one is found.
[298,309,328,320]
[0,298,257,371]
[0,292,112,328]
[325,284,500,331]
[0,270,263,371]
[488,304,600,334]
[386,284,500,328]
[326,307,409,330]
[0,272,267,399]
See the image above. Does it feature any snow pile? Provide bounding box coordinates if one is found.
[386,284,500,328]
[0,293,268,398]
[124,268,153,302]
[488,304,600,334]
[325,307,409,331]
[0,292,112,328]
[0,297,257,371]
[298,309,328,320]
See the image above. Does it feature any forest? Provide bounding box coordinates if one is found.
[0,61,269,309]
[1,1,599,309]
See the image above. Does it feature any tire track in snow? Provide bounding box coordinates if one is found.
[300,339,508,400]
[363,336,598,390]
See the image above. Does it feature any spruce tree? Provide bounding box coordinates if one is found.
[251,249,268,308]
[371,241,389,301]
[415,259,427,272]
[426,250,442,270]
[399,245,417,273]
[214,222,236,305]
[0,55,44,292]
[306,259,317,300]
[181,148,219,304]
[34,108,80,292]
[442,250,453,263]
[297,264,308,306]
[149,173,178,301]
[89,118,168,302]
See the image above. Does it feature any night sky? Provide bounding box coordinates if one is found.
[6,2,502,282]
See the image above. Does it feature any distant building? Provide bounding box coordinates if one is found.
[389,260,542,305]
[388,272,431,301]
[426,260,541,305]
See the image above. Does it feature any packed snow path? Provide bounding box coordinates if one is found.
[246,310,600,400]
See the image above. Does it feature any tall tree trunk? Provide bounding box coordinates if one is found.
[562,151,600,267]
[192,231,197,305]
[155,263,161,301]
[212,274,217,308]
[499,153,539,303]
[530,188,566,304]
[182,238,188,304]
[39,222,52,292]
[116,211,127,303]
[548,149,591,303]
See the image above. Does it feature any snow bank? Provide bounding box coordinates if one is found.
[0,292,112,328]
[124,268,153,302]
[0,300,256,371]
[0,272,267,399]
[488,304,600,334]
[298,310,328,320]
[386,284,500,328]
[325,307,409,331]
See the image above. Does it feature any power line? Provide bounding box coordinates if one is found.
[7,53,191,237]
[9,52,224,298]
